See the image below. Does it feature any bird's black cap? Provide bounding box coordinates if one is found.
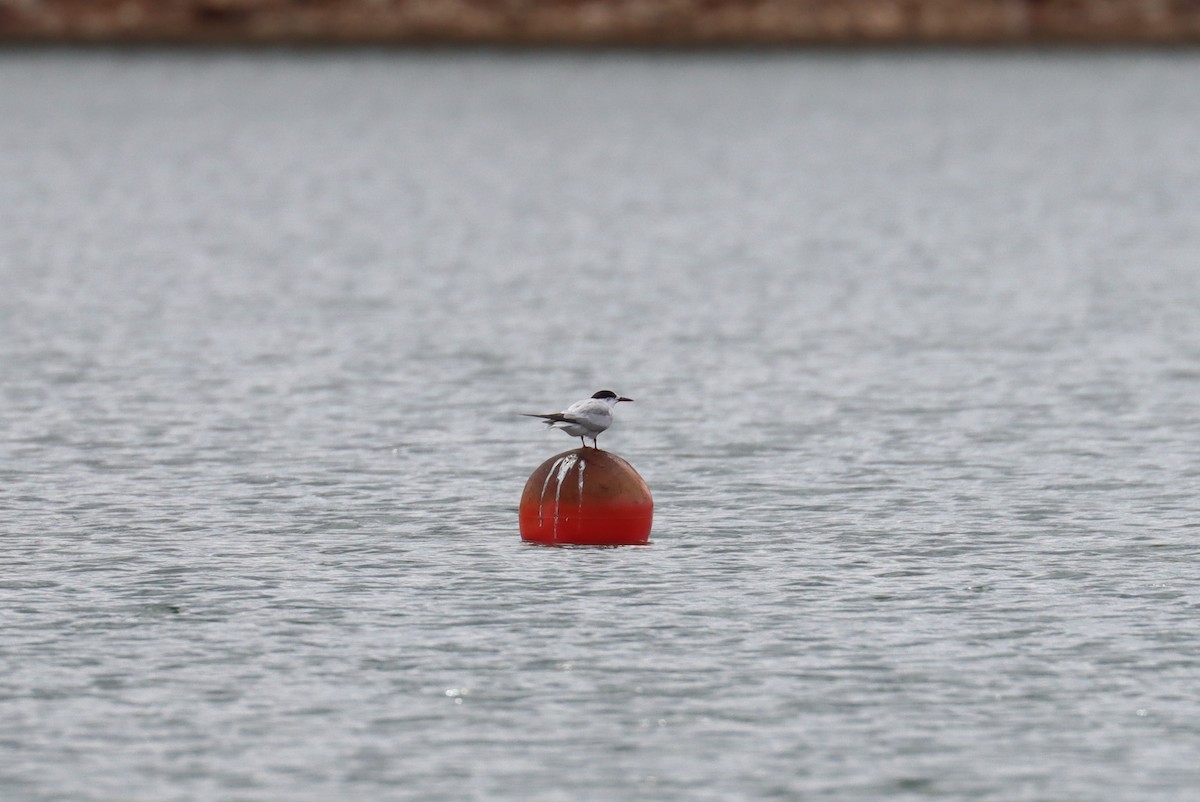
[592,390,633,402]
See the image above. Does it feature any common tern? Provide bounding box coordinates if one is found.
[522,390,634,449]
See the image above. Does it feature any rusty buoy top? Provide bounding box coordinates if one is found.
[519,448,653,546]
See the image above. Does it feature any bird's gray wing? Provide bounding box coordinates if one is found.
[563,399,604,417]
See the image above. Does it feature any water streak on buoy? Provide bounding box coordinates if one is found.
[577,459,586,521]
[537,454,568,528]
[551,453,578,541]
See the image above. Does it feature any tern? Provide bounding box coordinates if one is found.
[522,390,634,450]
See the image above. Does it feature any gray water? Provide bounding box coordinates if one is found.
[2,49,1199,801]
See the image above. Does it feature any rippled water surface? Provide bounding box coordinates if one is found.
[3,50,1200,801]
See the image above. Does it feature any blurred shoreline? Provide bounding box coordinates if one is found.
[3,1,1200,45]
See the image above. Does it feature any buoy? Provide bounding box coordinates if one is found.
[519,448,653,546]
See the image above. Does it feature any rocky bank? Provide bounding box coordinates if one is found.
[2,0,1199,44]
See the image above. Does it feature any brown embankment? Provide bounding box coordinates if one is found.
[2,1,1200,45]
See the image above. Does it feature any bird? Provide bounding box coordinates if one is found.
[522,390,634,450]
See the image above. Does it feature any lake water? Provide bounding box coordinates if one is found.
[2,49,1199,801]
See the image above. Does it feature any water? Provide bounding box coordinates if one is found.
[2,49,1200,801]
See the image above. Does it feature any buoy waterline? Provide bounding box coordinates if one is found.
[519,448,653,546]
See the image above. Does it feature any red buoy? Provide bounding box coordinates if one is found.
[519,448,653,546]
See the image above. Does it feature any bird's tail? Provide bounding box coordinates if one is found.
[520,412,567,422]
